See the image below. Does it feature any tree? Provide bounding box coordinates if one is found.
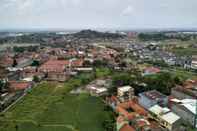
[112,73,131,87]
[174,76,184,85]
[0,80,8,93]
[93,60,108,67]
[119,61,127,67]
[83,60,92,66]
[13,46,25,53]
[145,60,169,68]
[0,80,4,93]
[109,73,132,94]
[33,76,39,82]
[102,110,116,131]
[31,60,40,67]
[102,120,115,131]
[15,124,19,131]
[12,59,18,67]
[142,72,182,95]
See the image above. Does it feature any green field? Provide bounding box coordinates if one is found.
[172,69,197,79]
[159,40,197,56]
[0,72,112,131]
[172,47,197,56]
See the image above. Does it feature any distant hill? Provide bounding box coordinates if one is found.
[73,30,125,39]
[0,30,125,45]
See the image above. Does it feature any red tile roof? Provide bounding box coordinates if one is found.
[172,79,197,99]
[44,60,69,65]
[71,59,84,67]
[39,59,84,73]
[0,57,13,66]
[39,60,69,73]
[144,67,160,74]
[120,124,135,131]
[118,100,148,116]
[9,81,31,91]
[183,79,197,89]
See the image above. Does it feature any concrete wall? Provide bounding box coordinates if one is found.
[171,104,195,127]
[172,119,182,131]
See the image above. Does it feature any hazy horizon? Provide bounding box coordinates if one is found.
[1,27,197,33]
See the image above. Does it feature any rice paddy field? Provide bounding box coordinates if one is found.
[0,72,112,131]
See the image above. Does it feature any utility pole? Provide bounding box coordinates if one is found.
[195,99,197,129]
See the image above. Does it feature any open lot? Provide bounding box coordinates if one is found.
[0,72,112,131]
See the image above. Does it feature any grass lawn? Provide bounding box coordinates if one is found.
[145,68,197,81]
[172,69,197,79]
[0,72,112,131]
[159,40,197,56]
[172,47,197,56]
[96,68,111,78]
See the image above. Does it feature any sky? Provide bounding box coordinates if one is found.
[0,0,197,30]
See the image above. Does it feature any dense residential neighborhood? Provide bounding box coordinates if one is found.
[0,30,197,131]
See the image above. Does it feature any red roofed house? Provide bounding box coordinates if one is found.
[117,115,136,131]
[8,81,33,92]
[171,79,197,99]
[38,60,69,72]
[115,99,152,131]
[0,56,13,68]
[39,59,84,72]
[67,49,78,57]
[70,59,84,67]
[38,60,70,81]
[143,67,160,76]
[120,124,135,131]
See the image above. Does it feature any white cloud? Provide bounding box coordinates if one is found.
[71,0,81,6]
[122,5,134,15]
[18,0,32,11]
[1,0,31,10]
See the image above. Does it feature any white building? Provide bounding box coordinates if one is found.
[117,86,134,102]
[191,56,197,70]
[86,79,110,97]
[148,105,181,131]
[88,86,107,96]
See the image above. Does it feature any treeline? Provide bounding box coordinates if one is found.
[109,71,185,96]
[138,33,195,41]
[13,46,39,53]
